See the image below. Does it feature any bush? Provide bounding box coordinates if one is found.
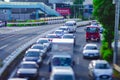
[100,41,113,62]
[103,48,113,62]
[7,24,15,27]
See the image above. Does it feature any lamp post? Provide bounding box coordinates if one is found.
[113,0,120,64]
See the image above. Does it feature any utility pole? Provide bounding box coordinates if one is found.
[113,0,120,64]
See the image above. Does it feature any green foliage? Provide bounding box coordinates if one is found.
[93,0,115,48]
[100,41,113,62]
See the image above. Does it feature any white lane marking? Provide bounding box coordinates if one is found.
[0,44,8,49]
[18,37,26,41]
[76,57,80,65]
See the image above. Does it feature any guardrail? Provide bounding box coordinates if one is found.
[0,21,91,80]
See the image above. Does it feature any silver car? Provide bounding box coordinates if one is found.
[88,60,113,80]
[36,38,51,51]
[83,43,100,58]
[17,61,39,79]
[31,44,47,58]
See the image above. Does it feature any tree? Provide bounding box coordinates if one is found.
[93,0,115,49]
[70,0,84,18]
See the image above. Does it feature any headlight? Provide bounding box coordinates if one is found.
[37,59,41,63]
[83,53,88,56]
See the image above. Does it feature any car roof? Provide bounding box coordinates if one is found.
[83,50,99,53]
[92,60,108,65]
[85,43,97,47]
[8,78,28,80]
[52,39,74,43]
[21,61,37,65]
[31,44,44,47]
[86,25,99,28]
[26,48,40,52]
[65,20,76,23]
[55,30,63,32]
[59,26,68,28]
[52,54,71,58]
[52,67,74,75]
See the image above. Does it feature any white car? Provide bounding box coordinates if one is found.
[88,60,113,80]
[65,20,77,33]
[50,67,75,80]
[17,61,39,79]
[54,30,64,38]
[36,38,51,51]
[58,26,69,33]
[83,43,100,58]
[46,34,60,42]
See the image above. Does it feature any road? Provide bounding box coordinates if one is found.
[0,24,62,62]
[0,21,90,63]
[9,26,119,80]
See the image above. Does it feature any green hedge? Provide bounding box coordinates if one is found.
[100,41,113,62]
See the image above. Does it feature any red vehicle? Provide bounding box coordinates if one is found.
[85,26,100,42]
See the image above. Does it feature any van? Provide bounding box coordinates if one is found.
[65,20,77,33]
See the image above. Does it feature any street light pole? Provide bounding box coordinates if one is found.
[113,0,120,64]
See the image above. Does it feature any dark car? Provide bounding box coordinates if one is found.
[23,48,42,66]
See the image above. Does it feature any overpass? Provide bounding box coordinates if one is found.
[0,2,61,21]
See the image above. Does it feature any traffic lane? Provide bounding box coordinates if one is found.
[9,26,118,80]
[0,24,62,61]
[73,26,90,80]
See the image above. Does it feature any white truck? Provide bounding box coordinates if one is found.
[49,39,75,72]
[51,39,74,55]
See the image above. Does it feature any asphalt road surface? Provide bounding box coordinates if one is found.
[0,24,62,62]
[9,26,119,80]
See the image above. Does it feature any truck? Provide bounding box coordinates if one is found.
[85,25,100,42]
[49,39,75,72]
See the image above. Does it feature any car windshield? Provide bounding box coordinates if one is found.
[95,63,111,69]
[52,57,71,66]
[86,27,99,33]
[59,28,68,31]
[21,64,37,68]
[47,35,58,38]
[32,46,44,50]
[85,46,97,50]
[55,31,62,34]
[65,23,74,26]
[63,35,74,39]
[25,51,39,57]
[38,40,48,44]
[54,75,74,80]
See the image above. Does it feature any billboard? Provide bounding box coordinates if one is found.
[56,8,70,16]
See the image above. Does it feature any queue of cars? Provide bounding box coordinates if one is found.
[8,20,113,80]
